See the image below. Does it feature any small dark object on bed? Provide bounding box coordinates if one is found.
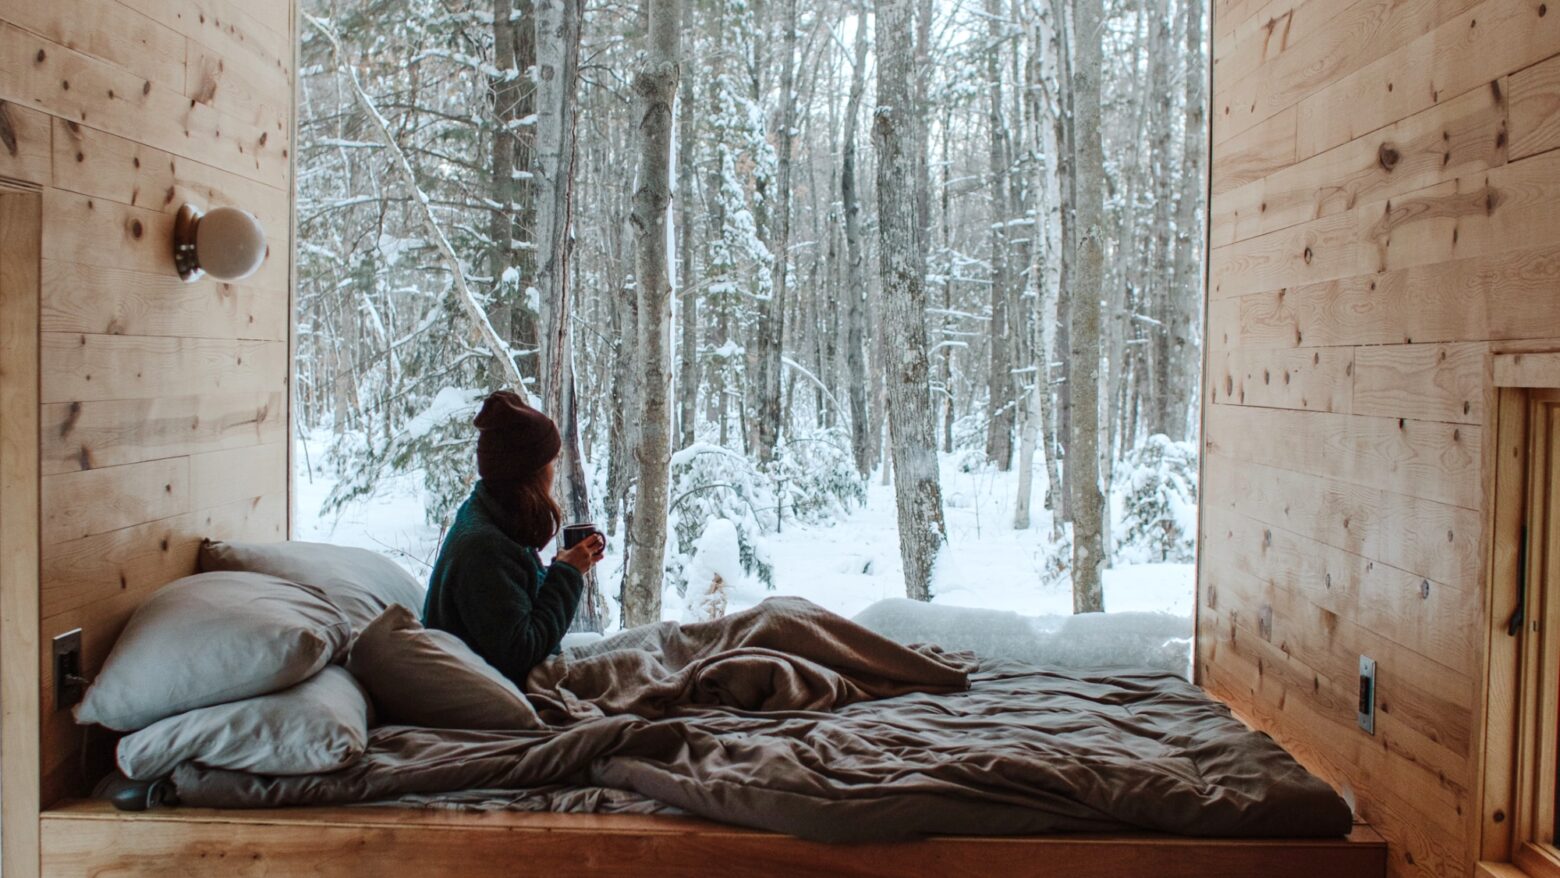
[95,770,178,812]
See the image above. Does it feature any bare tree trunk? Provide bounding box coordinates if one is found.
[535,0,580,422]
[939,108,956,455]
[606,269,638,537]
[491,0,538,377]
[874,0,946,601]
[751,0,798,464]
[914,0,933,244]
[676,1,700,451]
[622,0,681,628]
[841,3,871,477]
[531,0,604,632]
[1148,0,1175,440]
[984,0,1014,471]
[1067,0,1106,614]
[1169,0,1205,442]
[1015,21,1052,532]
[1047,0,1075,522]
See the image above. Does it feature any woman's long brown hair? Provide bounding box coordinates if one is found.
[490,468,562,549]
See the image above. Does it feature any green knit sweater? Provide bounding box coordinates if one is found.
[422,481,585,683]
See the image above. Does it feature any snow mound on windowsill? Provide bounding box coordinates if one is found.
[852,598,1193,679]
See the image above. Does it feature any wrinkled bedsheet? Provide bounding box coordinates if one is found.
[170,597,1352,842]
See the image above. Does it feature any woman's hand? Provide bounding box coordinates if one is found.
[555,533,605,574]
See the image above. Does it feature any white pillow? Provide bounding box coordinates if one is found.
[200,539,427,633]
[116,666,372,780]
[74,572,352,731]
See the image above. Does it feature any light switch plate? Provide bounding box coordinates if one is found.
[1357,655,1376,735]
[53,628,83,709]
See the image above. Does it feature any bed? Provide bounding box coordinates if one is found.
[86,585,1350,837]
[165,653,1354,841]
[56,545,1380,874]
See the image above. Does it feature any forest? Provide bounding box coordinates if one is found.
[294,0,1208,632]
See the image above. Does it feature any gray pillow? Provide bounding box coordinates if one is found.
[116,666,372,780]
[347,605,541,730]
[75,572,352,732]
[200,539,427,633]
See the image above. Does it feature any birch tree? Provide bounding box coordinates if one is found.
[1168,0,1205,442]
[984,0,1014,471]
[532,0,607,631]
[622,0,681,627]
[841,5,871,477]
[1067,0,1107,613]
[874,0,946,601]
[675,0,700,451]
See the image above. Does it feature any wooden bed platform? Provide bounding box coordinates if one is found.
[40,800,1388,877]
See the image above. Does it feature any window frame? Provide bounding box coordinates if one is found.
[1478,355,1560,878]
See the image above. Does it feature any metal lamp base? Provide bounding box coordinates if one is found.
[173,203,204,282]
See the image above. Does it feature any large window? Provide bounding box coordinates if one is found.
[293,0,1206,667]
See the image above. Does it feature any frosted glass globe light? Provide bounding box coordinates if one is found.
[172,204,266,282]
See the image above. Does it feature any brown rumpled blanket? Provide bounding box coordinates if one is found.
[169,597,1353,841]
[525,597,975,721]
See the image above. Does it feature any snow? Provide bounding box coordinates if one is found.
[295,432,1196,672]
[684,519,745,622]
[853,599,1192,678]
[402,387,484,442]
[691,519,746,587]
[668,441,744,468]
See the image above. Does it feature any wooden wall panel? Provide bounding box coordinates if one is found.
[0,0,297,830]
[0,103,54,186]
[0,188,43,878]
[1509,53,1560,160]
[1204,2,1560,875]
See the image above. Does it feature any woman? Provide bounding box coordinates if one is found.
[423,390,606,683]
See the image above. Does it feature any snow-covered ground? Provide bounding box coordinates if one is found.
[295,433,1194,634]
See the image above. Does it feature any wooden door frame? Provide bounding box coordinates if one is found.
[1477,351,1560,875]
[0,185,43,878]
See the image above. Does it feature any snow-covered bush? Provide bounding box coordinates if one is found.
[1113,435,1198,564]
[1037,524,1072,589]
[952,446,987,474]
[773,427,867,525]
[667,444,775,592]
[323,386,484,527]
[667,431,870,601]
[950,413,987,459]
[684,518,744,622]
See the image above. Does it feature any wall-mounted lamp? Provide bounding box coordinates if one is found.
[172,203,267,283]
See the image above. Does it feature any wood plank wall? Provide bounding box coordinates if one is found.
[1202,0,1560,875]
[0,0,295,809]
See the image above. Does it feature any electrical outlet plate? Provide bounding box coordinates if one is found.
[1357,655,1376,735]
[53,628,83,708]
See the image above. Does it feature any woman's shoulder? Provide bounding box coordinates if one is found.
[445,517,538,569]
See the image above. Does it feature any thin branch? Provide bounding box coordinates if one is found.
[306,13,529,400]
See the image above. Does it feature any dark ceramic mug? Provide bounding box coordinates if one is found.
[561,522,603,550]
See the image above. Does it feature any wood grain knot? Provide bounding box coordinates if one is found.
[1377,144,1399,171]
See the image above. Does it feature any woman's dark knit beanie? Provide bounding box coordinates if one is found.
[474,390,561,481]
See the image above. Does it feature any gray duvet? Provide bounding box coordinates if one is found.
[169,598,1352,842]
